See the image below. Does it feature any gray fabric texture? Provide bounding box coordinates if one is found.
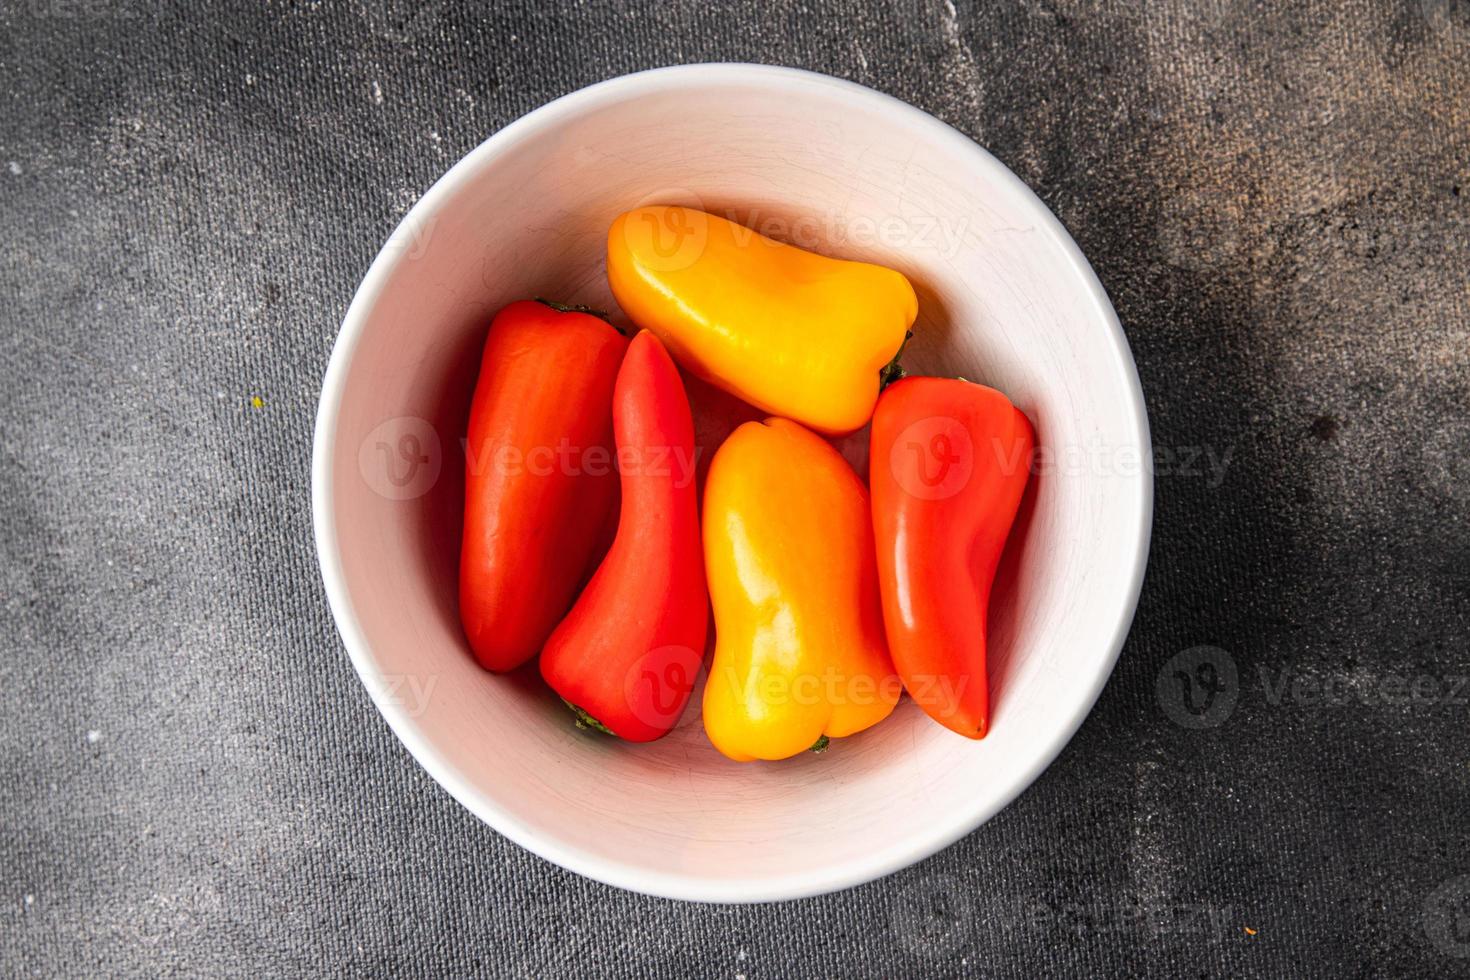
[2,0,1468,976]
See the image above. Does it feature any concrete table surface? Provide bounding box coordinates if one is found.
[1,1,1467,976]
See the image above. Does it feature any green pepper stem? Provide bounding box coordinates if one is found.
[810,735,831,754]
[562,698,615,736]
[878,330,914,390]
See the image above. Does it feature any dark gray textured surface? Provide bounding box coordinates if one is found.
[2,0,1467,976]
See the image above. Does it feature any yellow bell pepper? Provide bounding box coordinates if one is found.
[607,206,918,436]
[701,417,900,761]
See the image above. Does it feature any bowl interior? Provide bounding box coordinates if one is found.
[315,67,1149,901]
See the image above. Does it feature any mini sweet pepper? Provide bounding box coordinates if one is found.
[459,299,626,672]
[540,331,708,741]
[868,376,1034,738]
[702,417,900,761]
[607,206,917,436]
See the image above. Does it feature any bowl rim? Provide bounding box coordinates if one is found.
[312,62,1153,904]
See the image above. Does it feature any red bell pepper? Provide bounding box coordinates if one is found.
[540,330,708,741]
[868,376,1034,738]
[459,299,627,672]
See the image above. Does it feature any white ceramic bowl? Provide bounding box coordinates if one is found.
[313,64,1151,902]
